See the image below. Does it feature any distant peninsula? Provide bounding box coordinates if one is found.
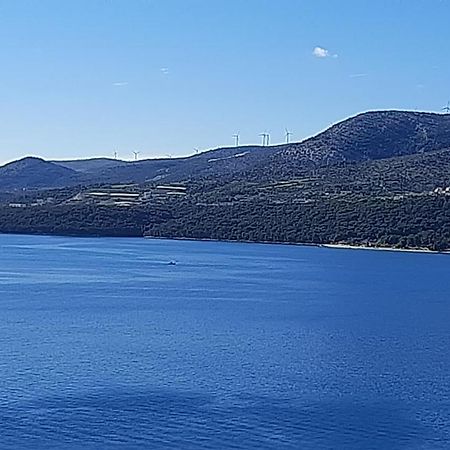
[1,110,450,251]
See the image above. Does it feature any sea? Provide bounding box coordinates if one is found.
[0,234,449,449]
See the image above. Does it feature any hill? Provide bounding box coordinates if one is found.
[253,110,450,180]
[0,157,81,190]
[53,157,129,173]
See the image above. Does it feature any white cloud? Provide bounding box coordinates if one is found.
[112,81,129,86]
[313,46,329,58]
[349,73,368,78]
[160,67,169,75]
[313,46,338,59]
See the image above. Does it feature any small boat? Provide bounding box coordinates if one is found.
[167,260,177,266]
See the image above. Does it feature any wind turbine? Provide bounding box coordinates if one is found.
[233,133,240,147]
[285,128,293,144]
[443,101,450,113]
[194,148,199,154]
[113,150,118,159]
[259,133,267,146]
[133,151,140,161]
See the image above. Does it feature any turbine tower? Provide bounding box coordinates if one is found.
[113,150,118,159]
[259,133,268,146]
[259,131,271,146]
[233,133,240,147]
[443,101,450,113]
[133,151,140,161]
[285,128,293,144]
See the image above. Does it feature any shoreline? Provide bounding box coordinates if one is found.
[145,235,446,255]
[0,231,446,255]
[320,243,440,254]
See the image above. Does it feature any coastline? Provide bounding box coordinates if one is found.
[144,235,445,255]
[0,230,446,254]
[320,243,439,254]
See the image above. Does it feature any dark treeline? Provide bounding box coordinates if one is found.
[1,193,449,251]
[144,195,450,251]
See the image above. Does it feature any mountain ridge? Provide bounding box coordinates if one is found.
[2,110,450,191]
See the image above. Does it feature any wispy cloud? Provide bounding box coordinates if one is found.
[112,81,129,87]
[349,73,368,78]
[160,67,169,75]
[313,46,338,59]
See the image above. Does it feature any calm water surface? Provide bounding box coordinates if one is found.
[0,234,449,449]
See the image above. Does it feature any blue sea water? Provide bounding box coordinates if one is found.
[0,234,449,449]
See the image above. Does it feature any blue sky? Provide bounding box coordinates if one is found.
[0,0,449,163]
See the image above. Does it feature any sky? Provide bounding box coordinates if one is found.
[0,0,449,163]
